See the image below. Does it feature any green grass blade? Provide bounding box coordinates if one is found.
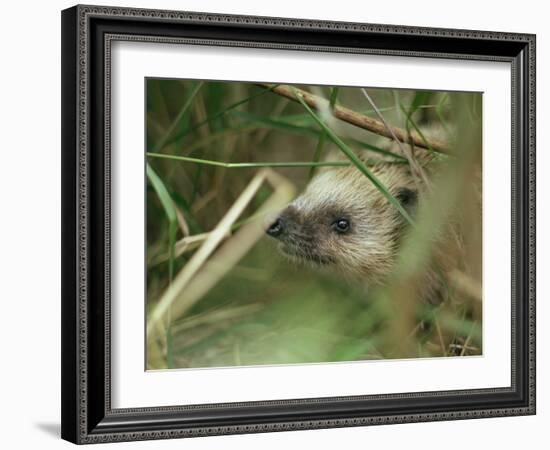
[328,88,340,107]
[309,87,339,179]
[191,164,202,204]
[399,104,436,154]
[166,325,174,369]
[400,92,450,156]
[229,110,319,137]
[171,192,203,234]
[153,81,204,153]
[203,82,225,133]
[147,152,351,168]
[146,163,177,282]
[436,106,451,136]
[289,86,414,226]
[409,91,431,116]
[147,162,178,368]
[171,84,281,143]
[351,139,407,161]
[309,132,327,178]
[231,110,406,161]
[402,92,424,136]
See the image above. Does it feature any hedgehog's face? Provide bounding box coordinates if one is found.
[265,167,416,283]
[265,202,353,266]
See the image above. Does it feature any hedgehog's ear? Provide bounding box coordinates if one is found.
[396,187,417,216]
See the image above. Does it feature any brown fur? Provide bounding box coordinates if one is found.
[266,148,454,305]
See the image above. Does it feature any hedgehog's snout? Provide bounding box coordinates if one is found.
[265,205,299,240]
[266,218,283,238]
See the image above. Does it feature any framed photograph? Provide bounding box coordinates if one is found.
[61,4,536,444]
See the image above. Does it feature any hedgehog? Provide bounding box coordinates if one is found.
[265,149,457,305]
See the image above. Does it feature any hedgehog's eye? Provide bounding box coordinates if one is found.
[332,218,350,234]
[396,187,417,209]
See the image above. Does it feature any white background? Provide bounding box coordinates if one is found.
[0,0,545,449]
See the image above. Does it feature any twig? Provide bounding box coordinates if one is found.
[257,83,450,154]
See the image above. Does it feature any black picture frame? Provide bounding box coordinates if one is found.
[61,4,536,444]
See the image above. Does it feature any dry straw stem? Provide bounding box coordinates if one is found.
[147,168,296,342]
[151,232,228,265]
[257,83,450,154]
[460,321,478,356]
[448,269,482,303]
[175,206,190,237]
[152,209,282,266]
[171,304,264,335]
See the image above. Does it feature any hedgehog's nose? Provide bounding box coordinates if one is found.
[266,218,283,238]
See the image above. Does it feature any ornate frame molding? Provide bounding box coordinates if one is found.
[61,4,536,444]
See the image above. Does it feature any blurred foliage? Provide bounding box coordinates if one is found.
[145,79,482,370]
